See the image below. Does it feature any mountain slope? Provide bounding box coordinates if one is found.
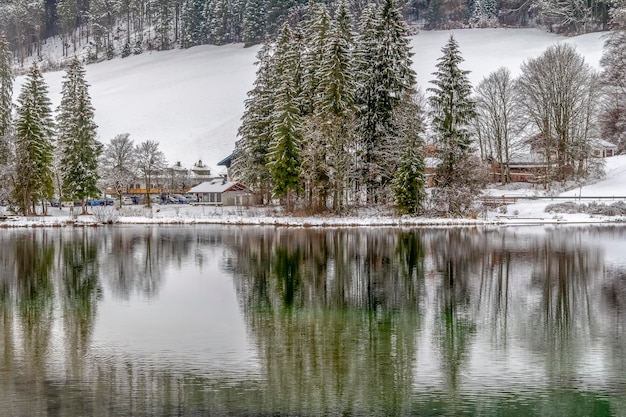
[15,28,605,169]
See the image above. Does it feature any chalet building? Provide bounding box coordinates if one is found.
[108,160,223,196]
[187,179,251,206]
[590,138,618,158]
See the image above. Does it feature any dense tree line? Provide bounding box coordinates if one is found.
[0,44,170,214]
[234,0,623,216]
[234,0,429,214]
[1,47,103,216]
[0,0,615,67]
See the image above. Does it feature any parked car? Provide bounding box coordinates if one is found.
[184,193,198,203]
[121,196,133,205]
[171,194,189,204]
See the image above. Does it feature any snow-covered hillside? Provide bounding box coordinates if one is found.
[15,28,606,170]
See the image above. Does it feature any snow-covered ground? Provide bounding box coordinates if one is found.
[2,153,625,227]
[15,28,605,171]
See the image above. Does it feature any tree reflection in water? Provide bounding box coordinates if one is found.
[0,226,623,416]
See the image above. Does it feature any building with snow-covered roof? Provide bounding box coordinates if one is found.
[187,179,252,206]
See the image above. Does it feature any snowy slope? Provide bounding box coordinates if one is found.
[15,28,605,169]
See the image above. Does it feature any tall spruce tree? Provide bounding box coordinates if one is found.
[56,57,103,214]
[181,0,208,47]
[13,62,56,216]
[355,0,416,203]
[266,23,303,210]
[600,28,626,150]
[0,34,13,203]
[0,35,12,139]
[304,14,357,212]
[234,42,277,203]
[303,2,332,115]
[391,92,427,215]
[428,35,476,188]
[242,0,267,46]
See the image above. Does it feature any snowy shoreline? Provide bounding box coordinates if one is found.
[1,205,624,228]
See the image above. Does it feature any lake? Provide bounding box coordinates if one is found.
[1,225,625,416]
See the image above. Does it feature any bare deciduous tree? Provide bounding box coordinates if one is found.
[100,133,137,207]
[517,43,600,185]
[136,140,167,207]
[474,67,527,184]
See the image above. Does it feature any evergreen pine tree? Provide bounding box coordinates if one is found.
[242,0,267,46]
[0,34,12,139]
[600,29,626,150]
[303,11,356,212]
[210,0,232,45]
[154,0,174,49]
[335,0,354,45]
[391,93,427,215]
[13,62,56,216]
[234,42,277,203]
[266,23,303,210]
[0,35,13,201]
[182,0,208,47]
[427,35,476,188]
[56,57,103,214]
[121,42,132,57]
[354,0,416,203]
[302,2,332,114]
[133,39,143,54]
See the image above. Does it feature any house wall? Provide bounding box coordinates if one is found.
[196,191,252,206]
[223,191,252,206]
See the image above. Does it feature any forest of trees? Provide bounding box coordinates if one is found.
[0,0,625,217]
[0,0,615,67]
[232,0,625,216]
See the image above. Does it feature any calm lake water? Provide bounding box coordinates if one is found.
[1,225,626,416]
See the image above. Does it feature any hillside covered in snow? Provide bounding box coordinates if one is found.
[15,28,606,171]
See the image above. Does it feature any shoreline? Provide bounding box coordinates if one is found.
[1,206,625,228]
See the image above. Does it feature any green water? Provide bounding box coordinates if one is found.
[0,225,625,416]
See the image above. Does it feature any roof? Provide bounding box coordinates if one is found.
[187,180,248,193]
[590,138,618,149]
[217,152,236,167]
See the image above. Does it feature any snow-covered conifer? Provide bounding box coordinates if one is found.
[0,35,13,202]
[302,12,357,212]
[242,0,267,46]
[13,62,56,215]
[355,0,416,203]
[428,35,476,188]
[600,28,626,150]
[391,93,427,215]
[234,42,277,203]
[303,2,332,115]
[0,34,12,139]
[56,57,103,214]
[182,0,208,47]
[266,24,303,210]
